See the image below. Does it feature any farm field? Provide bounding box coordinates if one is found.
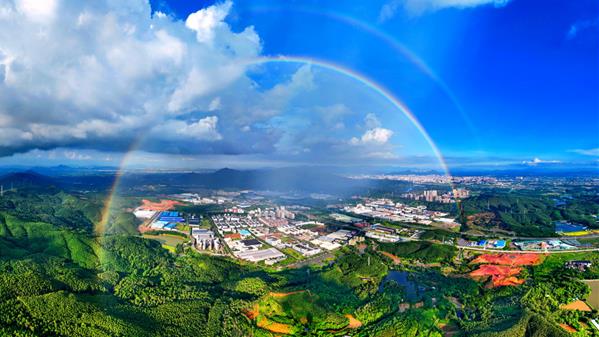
[142,233,187,249]
[583,280,599,309]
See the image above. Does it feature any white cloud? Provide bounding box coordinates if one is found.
[63,150,91,160]
[208,97,221,111]
[185,0,232,44]
[16,0,58,23]
[0,0,261,155]
[149,116,222,142]
[571,148,599,156]
[379,0,510,20]
[349,113,395,156]
[522,157,561,166]
[176,116,222,141]
[350,127,394,145]
[0,0,429,165]
[362,128,394,144]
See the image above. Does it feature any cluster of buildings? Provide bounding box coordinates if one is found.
[133,208,156,219]
[401,189,469,204]
[224,206,246,214]
[459,239,506,249]
[276,222,321,241]
[212,214,262,232]
[330,213,363,223]
[191,228,221,251]
[458,238,586,252]
[173,190,263,206]
[343,198,459,228]
[310,229,357,250]
[363,223,421,243]
[565,260,592,271]
[175,193,225,205]
[235,248,286,264]
[365,224,402,242]
[348,174,497,185]
[253,206,296,227]
[514,239,578,251]
[224,236,285,265]
[150,211,185,230]
[263,234,322,257]
[211,207,333,265]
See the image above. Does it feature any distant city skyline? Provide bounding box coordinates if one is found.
[0,0,596,171]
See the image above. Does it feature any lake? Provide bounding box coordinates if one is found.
[379,270,419,301]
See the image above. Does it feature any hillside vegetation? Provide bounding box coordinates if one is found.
[0,187,593,336]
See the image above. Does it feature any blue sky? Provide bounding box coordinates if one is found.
[0,0,596,170]
[156,0,599,160]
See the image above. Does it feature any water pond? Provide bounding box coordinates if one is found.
[379,270,420,301]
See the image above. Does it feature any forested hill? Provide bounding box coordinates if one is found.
[460,192,599,237]
[0,171,61,191]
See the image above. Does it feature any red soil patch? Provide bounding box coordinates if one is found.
[559,323,577,333]
[224,233,241,240]
[379,251,401,264]
[139,199,182,211]
[256,316,292,334]
[246,291,316,334]
[471,253,540,266]
[494,276,525,287]
[561,300,592,312]
[470,254,541,287]
[137,224,153,234]
[244,303,260,320]
[345,314,362,329]
[470,265,524,287]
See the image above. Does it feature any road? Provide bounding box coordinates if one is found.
[287,251,335,269]
[456,245,599,254]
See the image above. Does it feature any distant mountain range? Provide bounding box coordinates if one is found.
[0,167,372,195]
[0,171,61,192]
[0,163,596,178]
[0,164,596,197]
[116,167,370,195]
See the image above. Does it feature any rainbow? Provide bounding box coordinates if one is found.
[96,140,143,236]
[243,5,478,140]
[249,55,452,176]
[97,55,455,235]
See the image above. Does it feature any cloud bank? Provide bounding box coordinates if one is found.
[521,157,561,166]
[379,0,511,20]
[0,0,443,168]
[0,0,259,155]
